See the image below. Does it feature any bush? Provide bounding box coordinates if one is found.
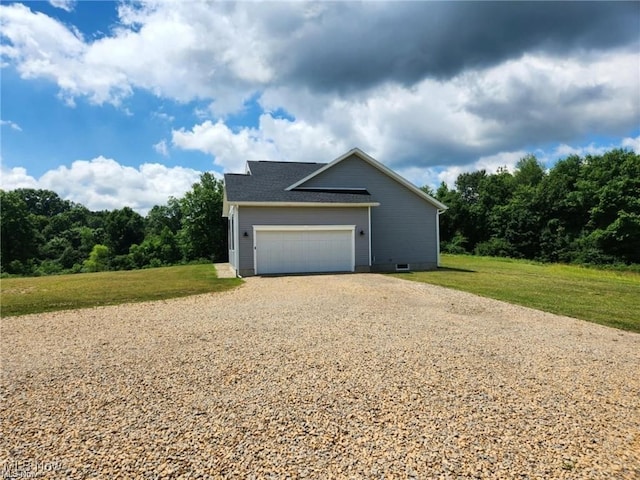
[83,244,109,272]
[70,263,84,274]
[474,237,518,258]
[35,260,64,276]
[441,233,468,254]
[5,259,35,276]
[149,258,163,268]
[110,254,135,271]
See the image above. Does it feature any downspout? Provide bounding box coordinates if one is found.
[234,206,241,277]
[368,206,372,268]
[436,209,442,268]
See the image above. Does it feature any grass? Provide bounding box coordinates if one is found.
[1,264,242,317]
[392,254,640,333]
[3,256,638,332]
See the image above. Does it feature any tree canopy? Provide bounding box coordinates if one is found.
[436,148,640,265]
[0,174,227,276]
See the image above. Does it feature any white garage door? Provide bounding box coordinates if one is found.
[255,226,354,275]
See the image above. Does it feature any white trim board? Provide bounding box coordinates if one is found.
[231,201,379,208]
[253,225,356,231]
[224,200,379,216]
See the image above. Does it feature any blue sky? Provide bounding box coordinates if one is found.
[1,1,639,213]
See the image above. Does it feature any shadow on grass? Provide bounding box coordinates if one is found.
[394,267,476,275]
[436,266,476,273]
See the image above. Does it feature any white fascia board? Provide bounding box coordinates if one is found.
[254,225,356,231]
[285,147,448,211]
[230,201,380,208]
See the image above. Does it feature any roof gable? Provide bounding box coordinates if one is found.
[286,148,447,210]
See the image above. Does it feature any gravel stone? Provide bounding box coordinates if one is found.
[1,274,639,479]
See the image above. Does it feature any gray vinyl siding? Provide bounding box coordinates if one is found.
[237,206,369,276]
[302,154,439,270]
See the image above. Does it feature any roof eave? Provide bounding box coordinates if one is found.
[224,201,380,209]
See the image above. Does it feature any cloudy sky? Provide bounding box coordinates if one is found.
[1,1,639,213]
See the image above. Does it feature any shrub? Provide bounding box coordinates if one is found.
[474,237,518,258]
[441,233,468,254]
[35,260,64,276]
[83,244,109,272]
[110,254,135,271]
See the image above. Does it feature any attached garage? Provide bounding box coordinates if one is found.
[224,148,446,277]
[254,225,355,275]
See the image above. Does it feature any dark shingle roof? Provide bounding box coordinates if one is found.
[224,161,373,203]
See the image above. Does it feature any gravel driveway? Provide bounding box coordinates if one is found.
[1,274,639,479]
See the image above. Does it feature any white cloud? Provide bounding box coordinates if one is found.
[426,150,528,191]
[152,111,174,123]
[411,150,528,191]
[546,143,611,160]
[171,48,639,176]
[538,136,640,165]
[461,52,640,143]
[1,2,637,171]
[448,151,527,187]
[0,2,274,112]
[153,139,169,157]
[48,0,75,13]
[172,116,347,173]
[0,119,22,131]
[0,158,202,215]
[0,3,133,106]
[4,2,637,121]
[435,166,466,190]
[622,135,640,153]
[0,166,39,189]
[258,51,639,171]
[475,150,529,173]
[394,166,442,192]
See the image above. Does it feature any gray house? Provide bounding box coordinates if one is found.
[222,148,447,277]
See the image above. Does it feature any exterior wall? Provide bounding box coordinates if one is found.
[302,154,439,271]
[236,206,370,276]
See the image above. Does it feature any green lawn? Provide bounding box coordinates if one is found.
[1,264,242,317]
[393,254,640,333]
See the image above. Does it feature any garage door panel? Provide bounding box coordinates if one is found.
[255,228,354,275]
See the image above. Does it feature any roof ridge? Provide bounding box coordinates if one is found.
[248,160,326,165]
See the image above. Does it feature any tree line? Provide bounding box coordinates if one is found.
[1,173,228,276]
[431,148,639,265]
[1,148,638,276]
